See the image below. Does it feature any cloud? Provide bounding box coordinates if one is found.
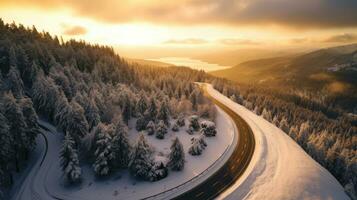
[323,33,357,43]
[289,37,309,44]
[219,38,260,45]
[163,38,208,45]
[62,25,87,36]
[2,0,357,29]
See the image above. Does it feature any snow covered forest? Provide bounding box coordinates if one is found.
[212,78,357,198]
[0,20,218,198]
[0,19,356,199]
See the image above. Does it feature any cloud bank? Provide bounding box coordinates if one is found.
[2,0,357,29]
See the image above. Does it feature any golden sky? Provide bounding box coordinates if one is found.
[1,0,357,58]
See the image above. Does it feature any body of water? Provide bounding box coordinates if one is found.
[147,57,230,72]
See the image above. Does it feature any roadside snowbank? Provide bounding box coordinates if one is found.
[204,84,349,200]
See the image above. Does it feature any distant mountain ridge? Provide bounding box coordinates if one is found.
[211,43,357,92]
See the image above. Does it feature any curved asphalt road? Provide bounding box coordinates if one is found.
[173,85,255,200]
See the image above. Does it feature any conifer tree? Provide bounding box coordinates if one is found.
[112,118,131,169]
[147,97,157,121]
[172,123,179,132]
[84,98,100,131]
[168,137,185,171]
[155,120,167,139]
[157,99,170,126]
[122,95,131,124]
[54,91,71,130]
[146,120,155,135]
[32,74,60,119]
[189,91,197,111]
[6,66,24,98]
[136,92,148,116]
[3,93,28,171]
[0,112,14,184]
[93,128,114,176]
[136,114,149,131]
[188,115,200,131]
[279,117,290,133]
[129,134,153,180]
[200,121,217,137]
[298,122,310,147]
[188,135,207,156]
[19,98,39,152]
[66,100,89,141]
[176,114,185,127]
[60,132,81,182]
[261,108,272,122]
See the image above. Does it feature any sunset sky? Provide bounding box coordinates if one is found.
[1,0,357,59]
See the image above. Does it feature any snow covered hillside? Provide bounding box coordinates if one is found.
[203,84,349,200]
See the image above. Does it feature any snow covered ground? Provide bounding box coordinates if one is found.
[203,84,349,200]
[11,106,235,200]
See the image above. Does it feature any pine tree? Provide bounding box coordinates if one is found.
[147,97,157,121]
[146,120,155,135]
[149,162,168,181]
[66,100,89,141]
[129,134,153,180]
[54,91,71,130]
[298,122,310,147]
[84,98,100,131]
[261,108,272,122]
[157,99,170,126]
[200,121,217,137]
[136,114,149,131]
[0,112,14,185]
[32,73,60,119]
[136,92,148,116]
[93,128,114,176]
[188,115,200,131]
[189,91,197,111]
[22,61,39,88]
[19,98,39,152]
[279,117,290,133]
[289,125,299,140]
[156,120,167,139]
[6,66,24,98]
[122,95,131,124]
[172,123,179,132]
[3,93,28,172]
[60,132,81,182]
[188,135,207,156]
[176,114,185,127]
[112,119,131,169]
[168,137,185,171]
[272,116,279,127]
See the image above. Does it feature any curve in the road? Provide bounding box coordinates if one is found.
[173,85,255,200]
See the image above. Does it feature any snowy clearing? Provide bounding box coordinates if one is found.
[203,84,349,200]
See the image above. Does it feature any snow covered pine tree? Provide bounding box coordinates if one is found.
[60,132,81,182]
[188,135,207,156]
[129,134,154,180]
[168,137,185,171]
[200,120,217,137]
[93,128,114,176]
[112,119,131,169]
[156,120,168,139]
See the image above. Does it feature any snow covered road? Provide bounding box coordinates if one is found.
[203,84,349,200]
